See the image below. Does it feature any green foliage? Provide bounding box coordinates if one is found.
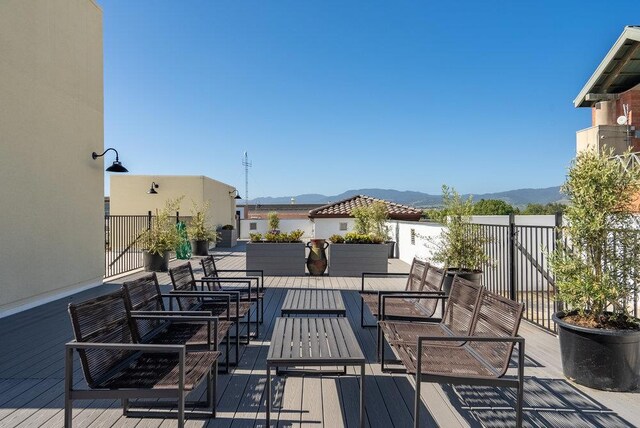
[329,234,345,244]
[521,202,566,215]
[186,200,218,242]
[267,212,280,231]
[472,199,518,215]
[351,201,390,241]
[423,208,447,223]
[262,229,304,243]
[249,233,262,242]
[141,197,184,255]
[430,185,489,271]
[344,231,384,244]
[549,148,640,323]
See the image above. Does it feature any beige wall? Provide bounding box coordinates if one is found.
[0,0,104,315]
[110,175,237,228]
[576,125,631,155]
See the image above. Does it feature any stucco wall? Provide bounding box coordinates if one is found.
[110,175,237,227]
[313,218,356,239]
[0,0,104,315]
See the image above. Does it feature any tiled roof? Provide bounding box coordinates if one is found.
[308,195,422,220]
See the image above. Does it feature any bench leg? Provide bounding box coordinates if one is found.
[360,363,365,428]
[64,347,73,428]
[414,347,422,428]
[266,365,272,426]
[516,341,525,428]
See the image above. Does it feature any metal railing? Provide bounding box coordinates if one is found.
[104,212,191,278]
[468,214,561,333]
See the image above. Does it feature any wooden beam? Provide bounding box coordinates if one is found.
[598,42,640,92]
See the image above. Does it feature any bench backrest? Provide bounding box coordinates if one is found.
[415,265,446,317]
[442,276,483,336]
[470,290,524,377]
[68,290,134,388]
[122,273,168,342]
[168,262,201,311]
[405,258,429,292]
[200,257,223,291]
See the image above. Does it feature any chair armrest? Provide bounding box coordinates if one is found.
[65,341,185,353]
[361,272,409,292]
[380,293,448,320]
[130,310,212,316]
[129,313,219,322]
[216,269,264,290]
[167,290,240,299]
[197,278,253,300]
[417,335,524,345]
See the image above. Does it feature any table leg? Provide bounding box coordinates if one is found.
[266,365,271,426]
[360,363,365,428]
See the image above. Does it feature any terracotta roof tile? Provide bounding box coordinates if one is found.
[308,195,422,220]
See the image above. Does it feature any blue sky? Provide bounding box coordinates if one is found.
[101,1,639,198]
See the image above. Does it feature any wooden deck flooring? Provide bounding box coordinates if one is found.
[0,245,638,427]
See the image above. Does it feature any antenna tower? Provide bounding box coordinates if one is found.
[242,151,252,203]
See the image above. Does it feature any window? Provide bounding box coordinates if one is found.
[249,222,257,230]
[339,222,348,231]
[410,229,416,245]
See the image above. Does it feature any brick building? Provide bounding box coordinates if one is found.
[575,26,640,154]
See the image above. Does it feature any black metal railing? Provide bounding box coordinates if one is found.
[468,214,561,333]
[104,212,191,278]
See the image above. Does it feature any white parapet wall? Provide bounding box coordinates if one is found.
[387,220,444,265]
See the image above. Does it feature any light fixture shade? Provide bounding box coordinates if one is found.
[93,148,128,173]
[106,161,128,173]
[234,194,242,200]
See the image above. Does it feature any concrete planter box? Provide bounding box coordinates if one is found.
[328,243,388,277]
[217,229,237,248]
[246,242,305,276]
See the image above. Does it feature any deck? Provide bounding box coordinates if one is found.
[0,246,638,427]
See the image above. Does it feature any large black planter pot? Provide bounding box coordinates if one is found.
[553,311,640,391]
[442,269,482,295]
[190,239,209,256]
[143,250,170,272]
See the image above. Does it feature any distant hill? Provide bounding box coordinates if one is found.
[245,186,564,208]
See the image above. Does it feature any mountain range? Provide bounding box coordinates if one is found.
[246,186,565,208]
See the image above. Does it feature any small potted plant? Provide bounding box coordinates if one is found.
[186,201,218,256]
[141,198,183,272]
[430,185,489,293]
[217,224,237,248]
[550,148,640,391]
[267,211,280,233]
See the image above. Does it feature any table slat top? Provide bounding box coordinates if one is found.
[267,317,365,365]
[281,289,346,314]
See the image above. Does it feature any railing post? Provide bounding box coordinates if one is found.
[509,213,517,302]
[176,211,180,224]
[554,212,564,313]
[148,210,152,230]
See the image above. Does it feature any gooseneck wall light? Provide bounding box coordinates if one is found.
[91,148,128,173]
[229,189,242,200]
[148,182,159,194]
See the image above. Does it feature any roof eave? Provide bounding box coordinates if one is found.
[574,26,640,108]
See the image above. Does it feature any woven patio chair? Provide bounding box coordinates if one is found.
[200,255,265,323]
[359,257,432,328]
[169,262,258,344]
[122,273,235,372]
[393,289,525,428]
[378,275,483,369]
[66,290,219,428]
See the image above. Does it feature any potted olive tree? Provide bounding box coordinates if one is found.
[187,201,218,256]
[141,198,182,272]
[430,185,489,294]
[550,148,640,391]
